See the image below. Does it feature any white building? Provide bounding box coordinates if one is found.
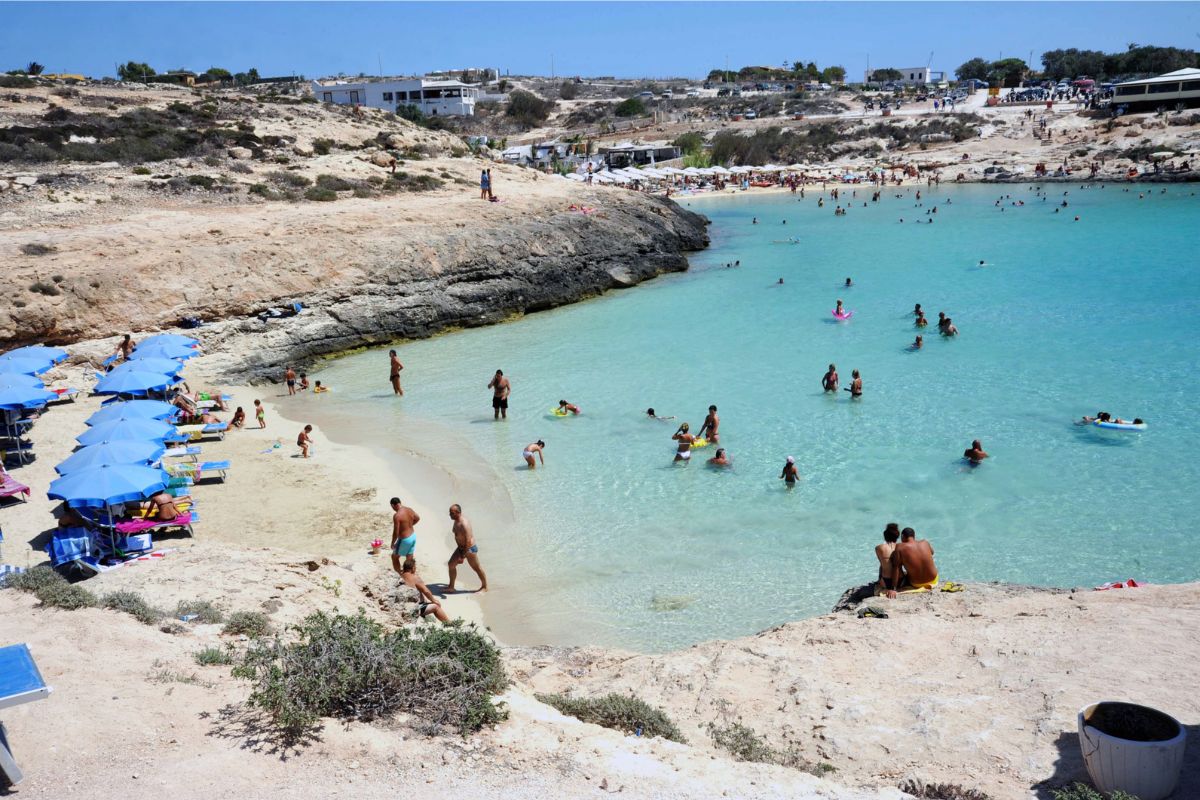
[865,66,945,87]
[311,78,478,116]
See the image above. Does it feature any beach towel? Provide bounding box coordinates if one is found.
[115,512,193,536]
[0,470,30,501]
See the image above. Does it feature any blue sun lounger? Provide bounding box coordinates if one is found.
[166,460,231,483]
[0,644,52,786]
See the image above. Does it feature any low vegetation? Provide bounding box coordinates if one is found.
[193,645,236,666]
[536,692,686,743]
[1049,783,1139,800]
[176,599,225,624]
[101,590,165,626]
[19,243,57,256]
[232,611,508,737]
[223,610,273,638]
[708,721,835,776]
[505,89,555,130]
[899,778,993,799]
[303,186,338,202]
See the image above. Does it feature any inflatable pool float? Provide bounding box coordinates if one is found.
[832,309,854,320]
[690,437,709,449]
[1092,419,1146,431]
[551,408,569,417]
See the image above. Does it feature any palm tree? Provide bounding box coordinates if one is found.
[26,61,44,76]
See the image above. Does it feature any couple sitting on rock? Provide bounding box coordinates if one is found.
[875,524,938,598]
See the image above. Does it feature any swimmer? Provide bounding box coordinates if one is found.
[646,407,675,421]
[978,260,986,267]
[780,456,800,487]
[778,278,785,284]
[672,423,696,464]
[912,335,923,350]
[915,312,928,328]
[707,448,730,467]
[313,381,330,394]
[844,277,853,287]
[913,303,923,317]
[937,312,948,331]
[752,217,758,224]
[835,299,846,316]
[845,369,863,398]
[522,440,546,469]
[557,400,580,415]
[698,405,720,444]
[942,318,959,336]
[963,439,989,464]
[821,363,839,393]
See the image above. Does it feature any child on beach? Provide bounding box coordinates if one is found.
[230,407,246,428]
[297,425,313,458]
[313,381,330,394]
[254,399,265,429]
[299,373,310,391]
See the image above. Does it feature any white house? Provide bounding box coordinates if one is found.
[865,67,945,87]
[311,78,478,117]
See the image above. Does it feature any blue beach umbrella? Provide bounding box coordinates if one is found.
[86,400,177,426]
[0,356,53,377]
[108,357,184,377]
[2,345,68,364]
[0,372,46,391]
[94,369,177,396]
[47,463,169,509]
[138,334,199,350]
[77,419,177,446]
[0,381,56,411]
[55,440,166,475]
[130,342,199,361]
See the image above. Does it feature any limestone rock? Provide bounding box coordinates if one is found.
[292,144,313,157]
[14,176,38,187]
[228,147,253,160]
[370,151,397,169]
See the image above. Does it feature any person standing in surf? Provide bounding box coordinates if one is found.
[389,350,404,396]
[822,364,839,393]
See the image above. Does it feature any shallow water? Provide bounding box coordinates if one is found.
[302,183,1200,651]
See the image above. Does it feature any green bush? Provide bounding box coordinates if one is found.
[3,565,64,593]
[269,170,311,188]
[1049,784,1138,800]
[101,591,164,626]
[673,131,705,156]
[132,166,152,175]
[35,580,98,611]
[248,183,285,200]
[186,174,216,189]
[232,611,508,737]
[176,599,225,624]
[897,779,992,800]
[0,75,37,88]
[536,692,685,743]
[315,173,352,191]
[20,243,57,256]
[223,610,273,638]
[614,97,646,118]
[311,138,334,155]
[193,645,235,666]
[304,186,338,202]
[709,721,835,776]
[384,172,444,193]
[506,90,555,129]
[29,281,61,296]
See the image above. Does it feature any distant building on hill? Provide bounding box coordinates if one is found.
[310,77,478,116]
[864,66,946,87]
[1112,68,1200,112]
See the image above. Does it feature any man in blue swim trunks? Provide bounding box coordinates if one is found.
[390,496,420,578]
[447,503,488,593]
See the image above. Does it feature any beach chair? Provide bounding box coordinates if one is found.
[0,468,30,502]
[0,644,52,786]
[166,460,231,483]
[174,423,227,442]
[114,512,194,539]
[161,445,202,462]
[0,563,25,586]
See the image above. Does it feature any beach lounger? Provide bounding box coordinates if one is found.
[174,422,228,441]
[166,460,230,483]
[161,445,202,463]
[0,564,25,586]
[114,512,194,538]
[0,469,30,502]
[0,643,53,786]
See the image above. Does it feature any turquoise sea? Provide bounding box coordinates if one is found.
[302,183,1200,652]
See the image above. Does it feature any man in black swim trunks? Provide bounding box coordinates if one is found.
[488,369,510,420]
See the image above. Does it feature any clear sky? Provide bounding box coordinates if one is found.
[2,2,1197,80]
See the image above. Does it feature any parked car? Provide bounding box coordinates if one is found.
[638,91,654,99]
[961,78,989,90]
[716,87,731,97]
[744,109,757,120]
